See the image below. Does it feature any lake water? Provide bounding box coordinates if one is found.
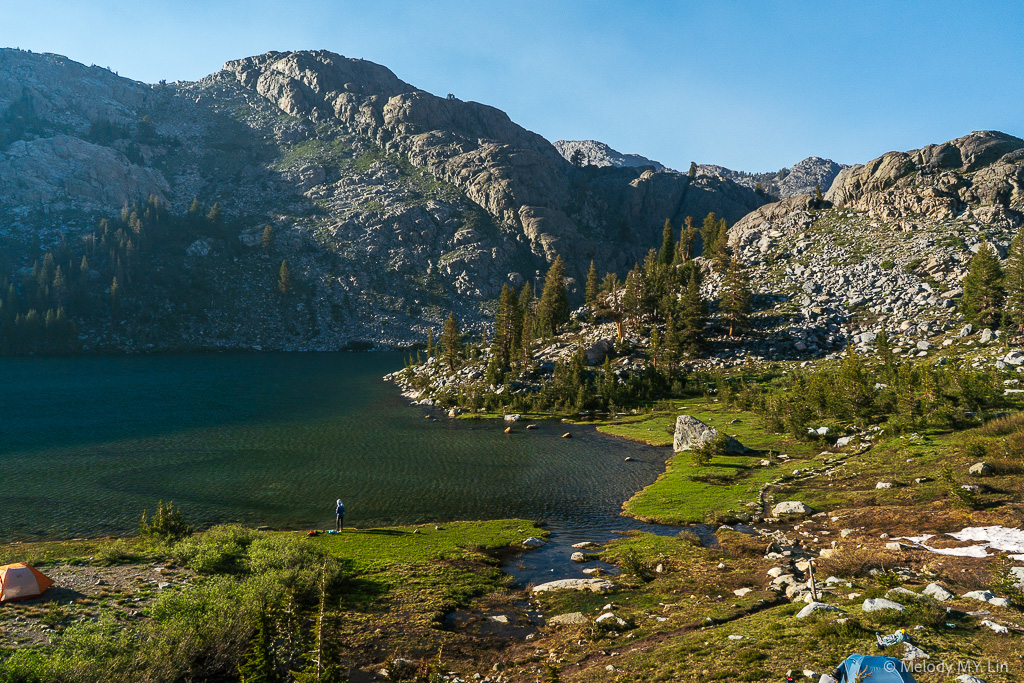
[0,353,675,548]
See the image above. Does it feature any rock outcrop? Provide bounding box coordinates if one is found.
[553,139,666,171]
[672,415,745,453]
[825,131,1024,223]
[698,156,847,199]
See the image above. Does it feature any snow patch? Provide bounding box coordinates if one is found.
[899,526,1024,559]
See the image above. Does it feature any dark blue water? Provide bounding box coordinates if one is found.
[0,353,674,549]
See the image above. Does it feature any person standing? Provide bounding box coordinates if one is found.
[335,499,345,531]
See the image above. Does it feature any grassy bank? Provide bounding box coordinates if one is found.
[585,397,820,525]
[0,520,544,682]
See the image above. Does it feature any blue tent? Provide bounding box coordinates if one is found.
[833,655,917,683]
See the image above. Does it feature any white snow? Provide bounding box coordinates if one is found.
[898,526,1024,559]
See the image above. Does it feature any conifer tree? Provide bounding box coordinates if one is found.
[441,312,462,371]
[675,216,697,264]
[584,260,600,306]
[426,327,435,357]
[278,260,291,294]
[663,314,681,376]
[536,256,569,337]
[838,345,872,421]
[261,224,274,253]
[677,268,706,357]
[649,327,661,371]
[658,219,675,267]
[688,161,697,178]
[700,212,719,257]
[960,242,1004,328]
[238,601,276,683]
[719,252,751,336]
[1004,230,1024,331]
[491,283,521,369]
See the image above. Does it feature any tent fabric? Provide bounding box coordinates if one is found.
[0,563,55,603]
[834,655,917,683]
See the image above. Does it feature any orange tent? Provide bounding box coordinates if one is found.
[0,563,54,603]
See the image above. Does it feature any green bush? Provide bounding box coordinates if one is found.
[171,524,257,574]
[139,500,192,543]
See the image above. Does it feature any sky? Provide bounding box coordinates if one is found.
[2,1,1022,172]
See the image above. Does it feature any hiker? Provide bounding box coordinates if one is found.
[335,499,345,531]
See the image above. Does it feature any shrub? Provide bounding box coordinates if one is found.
[170,524,257,574]
[879,259,895,270]
[95,539,145,567]
[619,549,654,582]
[139,500,192,542]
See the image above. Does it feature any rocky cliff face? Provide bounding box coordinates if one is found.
[698,156,847,199]
[724,131,1024,361]
[553,139,666,171]
[824,130,1024,225]
[0,48,767,351]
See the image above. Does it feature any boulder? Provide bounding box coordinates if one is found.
[963,590,996,603]
[981,328,994,344]
[584,339,614,365]
[796,602,842,618]
[862,598,905,612]
[771,501,812,517]
[570,552,587,563]
[969,462,993,476]
[504,414,521,422]
[672,415,745,453]
[922,583,955,601]
[595,612,629,628]
[1003,350,1024,366]
[547,612,587,626]
[532,578,613,593]
[522,537,546,548]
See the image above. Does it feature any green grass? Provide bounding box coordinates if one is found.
[595,398,820,524]
[311,519,544,571]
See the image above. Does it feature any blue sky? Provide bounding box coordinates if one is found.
[3,1,1022,171]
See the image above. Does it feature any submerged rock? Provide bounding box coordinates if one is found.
[532,578,614,593]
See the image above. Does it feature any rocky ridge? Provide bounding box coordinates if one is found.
[552,139,666,171]
[0,48,767,351]
[698,156,848,199]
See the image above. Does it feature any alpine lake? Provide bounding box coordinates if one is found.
[0,353,676,567]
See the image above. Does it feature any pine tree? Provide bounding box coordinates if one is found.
[261,224,274,253]
[278,260,291,294]
[648,327,661,371]
[688,161,697,178]
[536,256,569,337]
[1004,229,1024,331]
[206,202,223,230]
[584,260,600,306]
[719,252,751,336]
[491,283,521,369]
[837,345,872,421]
[662,314,681,378]
[960,242,1004,328]
[675,216,697,264]
[426,328,435,357]
[441,312,462,371]
[700,212,719,258]
[658,219,675,267]
[677,268,706,357]
[238,600,276,683]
